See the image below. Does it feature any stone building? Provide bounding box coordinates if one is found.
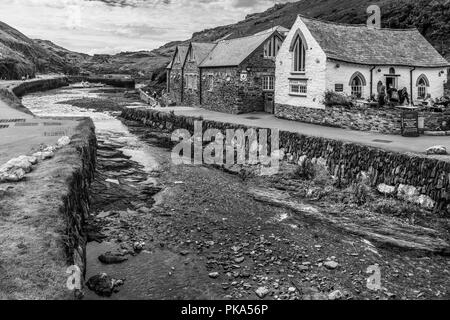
[166,45,188,105]
[182,42,216,106]
[198,29,285,114]
[275,15,450,115]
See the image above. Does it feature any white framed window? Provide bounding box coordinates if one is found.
[350,73,365,98]
[416,74,429,99]
[418,80,426,98]
[289,79,307,95]
[293,36,306,72]
[262,75,274,91]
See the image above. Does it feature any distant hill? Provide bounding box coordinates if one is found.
[138,0,450,82]
[1,0,449,82]
[0,21,81,79]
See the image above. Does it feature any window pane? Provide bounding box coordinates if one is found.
[301,45,306,71]
[294,42,299,71]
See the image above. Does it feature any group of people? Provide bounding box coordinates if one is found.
[376,81,410,107]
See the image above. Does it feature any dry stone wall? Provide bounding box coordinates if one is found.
[12,77,69,97]
[61,119,97,286]
[275,103,450,134]
[121,107,450,214]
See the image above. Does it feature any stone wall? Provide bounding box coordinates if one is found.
[169,68,183,105]
[275,103,403,134]
[183,58,200,106]
[200,42,276,114]
[275,103,450,134]
[61,119,97,292]
[121,107,450,214]
[12,77,69,97]
[68,76,135,89]
[423,110,450,131]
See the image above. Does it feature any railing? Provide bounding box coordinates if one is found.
[138,88,159,107]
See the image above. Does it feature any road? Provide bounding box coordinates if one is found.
[154,106,450,161]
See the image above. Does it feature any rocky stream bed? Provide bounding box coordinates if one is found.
[22,85,450,300]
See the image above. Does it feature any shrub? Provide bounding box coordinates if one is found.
[347,172,373,205]
[371,199,423,219]
[324,90,354,108]
[294,158,315,180]
[295,158,334,187]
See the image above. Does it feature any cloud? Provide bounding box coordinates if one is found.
[0,0,291,54]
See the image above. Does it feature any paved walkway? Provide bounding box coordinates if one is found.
[154,106,450,160]
[0,76,78,164]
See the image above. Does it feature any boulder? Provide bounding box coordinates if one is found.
[397,184,419,203]
[98,252,128,264]
[255,286,269,299]
[0,168,26,182]
[57,136,71,147]
[328,290,343,300]
[377,183,396,196]
[324,261,339,270]
[86,273,124,297]
[32,151,54,160]
[426,145,447,155]
[416,195,436,210]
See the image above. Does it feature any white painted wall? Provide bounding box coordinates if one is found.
[275,16,327,109]
[276,15,448,109]
[326,62,448,102]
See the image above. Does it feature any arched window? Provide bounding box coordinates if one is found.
[349,72,366,98]
[389,67,396,74]
[293,36,306,72]
[416,74,430,99]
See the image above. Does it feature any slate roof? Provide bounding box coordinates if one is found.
[300,15,450,68]
[188,42,216,65]
[254,26,289,36]
[199,30,277,68]
[168,45,188,69]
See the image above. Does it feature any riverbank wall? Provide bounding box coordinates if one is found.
[68,76,135,89]
[0,76,70,116]
[121,108,450,215]
[11,77,69,98]
[61,118,97,296]
[0,77,97,299]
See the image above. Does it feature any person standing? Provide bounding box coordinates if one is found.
[378,81,386,107]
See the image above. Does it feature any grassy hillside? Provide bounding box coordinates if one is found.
[133,0,450,83]
[2,0,449,82]
[0,21,79,79]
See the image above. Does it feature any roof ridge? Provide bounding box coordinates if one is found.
[298,14,418,31]
[191,41,216,44]
[218,29,276,43]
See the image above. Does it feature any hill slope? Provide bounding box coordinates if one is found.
[131,0,450,82]
[2,0,449,82]
[0,21,82,79]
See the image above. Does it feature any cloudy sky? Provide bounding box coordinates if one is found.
[0,0,293,54]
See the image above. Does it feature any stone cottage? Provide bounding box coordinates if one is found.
[198,29,285,114]
[167,45,188,105]
[182,42,216,106]
[275,15,450,116]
